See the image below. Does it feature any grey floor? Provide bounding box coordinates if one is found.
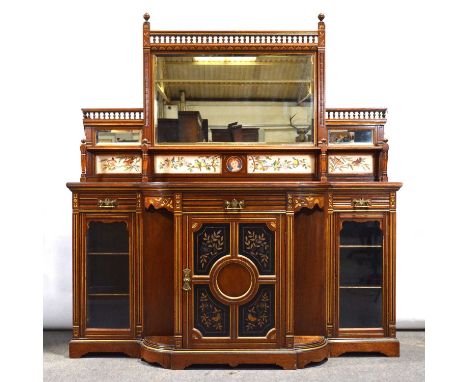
[44,330,424,382]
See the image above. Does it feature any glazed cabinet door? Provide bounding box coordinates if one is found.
[183,215,282,349]
[335,213,387,337]
[82,214,135,338]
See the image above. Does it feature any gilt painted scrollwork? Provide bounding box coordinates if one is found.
[238,285,275,337]
[239,223,274,275]
[194,223,230,275]
[194,285,229,337]
[144,196,174,211]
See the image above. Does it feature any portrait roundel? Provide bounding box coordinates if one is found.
[226,156,243,173]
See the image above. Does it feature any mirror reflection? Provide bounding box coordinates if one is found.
[154,55,315,144]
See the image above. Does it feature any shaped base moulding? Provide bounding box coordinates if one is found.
[69,339,141,358]
[140,336,329,369]
[328,338,400,357]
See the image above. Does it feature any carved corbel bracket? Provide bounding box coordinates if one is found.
[145,196,174,212]
[288,194,325,212]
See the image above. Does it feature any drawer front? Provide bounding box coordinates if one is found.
[332,193,390,211]
[183,193,286,213]
[78,193,138,212]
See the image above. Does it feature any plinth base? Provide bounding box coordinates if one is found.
[140,336,329,369]
[329,338,400,357]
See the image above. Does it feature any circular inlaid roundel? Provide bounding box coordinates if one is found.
[210,257,259,305]
[217,263,251,298]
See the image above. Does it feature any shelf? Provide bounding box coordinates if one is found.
[87,252,129,256]
[339,286,381,289]
[339,245,382,248]
[88,293,130,297]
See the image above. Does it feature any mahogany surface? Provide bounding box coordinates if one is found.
[67,12,402,369]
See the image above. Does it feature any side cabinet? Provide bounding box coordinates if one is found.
[328,191,399,356]
[69,192,142,358]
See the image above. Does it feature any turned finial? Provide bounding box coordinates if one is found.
[318,13,325,22]
[143,13,150,22]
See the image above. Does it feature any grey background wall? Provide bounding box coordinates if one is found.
[36,0,459,330]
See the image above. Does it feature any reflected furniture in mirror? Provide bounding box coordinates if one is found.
[67,13,401,369]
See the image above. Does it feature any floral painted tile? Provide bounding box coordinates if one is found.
[155,155,221,174]
[328,155,373,174]
[247,155,314,174]
[96,155,142,174]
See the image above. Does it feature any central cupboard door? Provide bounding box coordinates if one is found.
[183,216,282,349]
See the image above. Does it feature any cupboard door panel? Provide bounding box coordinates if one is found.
[185,216,281,348]
[83,216,133,335]
[337,216,385,334]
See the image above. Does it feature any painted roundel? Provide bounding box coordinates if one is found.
[226,156,243,173]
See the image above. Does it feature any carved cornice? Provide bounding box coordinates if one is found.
[145,196,174,212]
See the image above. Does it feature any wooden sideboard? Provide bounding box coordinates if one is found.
[67,13,401,369]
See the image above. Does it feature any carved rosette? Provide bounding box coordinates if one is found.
[144,196,174,212]
[73,193,78,210]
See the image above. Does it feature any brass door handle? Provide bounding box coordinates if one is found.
[182,268,192,291]
[97,198,118,208]
[224,199,245,211]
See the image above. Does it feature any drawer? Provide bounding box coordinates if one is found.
[182,193,286,212]
[332,193,390,211]
[78,193,138,212]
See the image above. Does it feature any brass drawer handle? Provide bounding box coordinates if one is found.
[97,198,118,208]
[351,198,372,208]
[224,199,245,211]
[182,268,192,291]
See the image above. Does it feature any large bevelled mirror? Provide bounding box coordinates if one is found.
[153,54,315,145]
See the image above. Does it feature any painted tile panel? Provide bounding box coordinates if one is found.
[155,155,222,174]
[95,155,142,174]
[247,155,314,174]
[328,155,373,174]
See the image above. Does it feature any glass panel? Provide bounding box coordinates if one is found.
[87,255,129,294]
[339,220,383,328]
[96,129,142,144]
[86,221,129,329]
[87,296,130,328]
[154,55,315,144]
[340,221,382,246]
[339,288,382,328]
[340,247,382,286]
[328,129,373,145]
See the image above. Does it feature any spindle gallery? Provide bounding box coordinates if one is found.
[67,13,401,369]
